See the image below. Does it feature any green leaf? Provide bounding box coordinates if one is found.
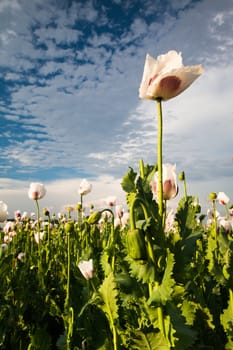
[175,196,199,239]
[165,303,197,349]
[127,257,156,284]
[220,291,233,340]
[29,327,52,350]
[99,272,119,323]
[100,250,113,277]
[121,167,137,193]
[181,300,197,326]
[131,329,169,350]
[148,251,175,305]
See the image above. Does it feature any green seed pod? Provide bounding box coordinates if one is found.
[65,221,74,233]
[126,228,147,260]
[87,211,102,225]
[209,192,217,200]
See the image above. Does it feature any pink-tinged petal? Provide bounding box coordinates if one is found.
[28,183,46,200]
[139,51,204,100]
[151,163,178,201]
[217,192,230,205]
[78,259,94,280]
[0,201,8,222]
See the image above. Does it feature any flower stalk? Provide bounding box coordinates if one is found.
[156,98,164,227]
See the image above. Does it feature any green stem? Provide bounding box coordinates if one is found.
[212,200,217,239]
[35,200,44,286]
[109,311,118,350]
[225,204,229,220]
[139,159,145,178]
[229,288,233,311]
[102,209,116,271]
[46,216,51,264]
[155,281,166,338]
[157,98,163,226]
[163,200,167,231]
[183,178,188,200]
[65,232,71,308]
[65,232,72,349]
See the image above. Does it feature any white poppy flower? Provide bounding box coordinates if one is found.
[78,179,92,196]
[217,192,230,205]
[0,201,8,222]
[139,50,204,101]
[78,259,94,280]
[28,183,46,200]
[152,163,178,201]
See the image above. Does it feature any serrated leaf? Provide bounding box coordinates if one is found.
[175,196,198,239]
[148,251,175,305]
[131,329,169,350]
[165,303,197,350]
[99,272,119,322]
[121,167,137,193]
[127,257,156,284]
[220,291,233,337]
[181,300,197,326]
[100,250,113,277]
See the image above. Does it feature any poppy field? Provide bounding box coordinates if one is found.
[0,51,232,349]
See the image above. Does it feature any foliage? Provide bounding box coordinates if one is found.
[0,161,233,349]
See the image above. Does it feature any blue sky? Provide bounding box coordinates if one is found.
[0,0,233,216]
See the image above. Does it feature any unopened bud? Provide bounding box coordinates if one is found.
[87,211,102,225]
[178,171,185,181]
[65,221,74,233]
[209,192,217,200]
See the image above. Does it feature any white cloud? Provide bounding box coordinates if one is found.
[0,0,232,216]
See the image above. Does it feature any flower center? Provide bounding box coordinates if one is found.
[159,76,181,92]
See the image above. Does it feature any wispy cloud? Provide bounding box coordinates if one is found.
[0,0,233,215]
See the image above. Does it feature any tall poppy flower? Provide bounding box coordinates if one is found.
[78,179,92,196]
[28,183,46,200]
[139,50,204,100]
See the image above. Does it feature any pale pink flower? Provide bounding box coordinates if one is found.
[105,196,117,207]
[4,235,12,243]
[114,218,121,228]
[139,50,203,101]
[218,217,232,233]
[28,183,46,200]
[78,179,92,196]
[17,252,25,261]
[217,192,230,205]
[21,212,28,220]
[121,212,130,228]
[14,210,21,221]
[115,205,124,218]
[3,221,15,234]
[34,231,45,244]
[152,163,178,201]
[0,201,8,222]
[78,259,94,280]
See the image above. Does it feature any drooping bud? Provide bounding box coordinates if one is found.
[87,211,102,225]
[126,229,147,260]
